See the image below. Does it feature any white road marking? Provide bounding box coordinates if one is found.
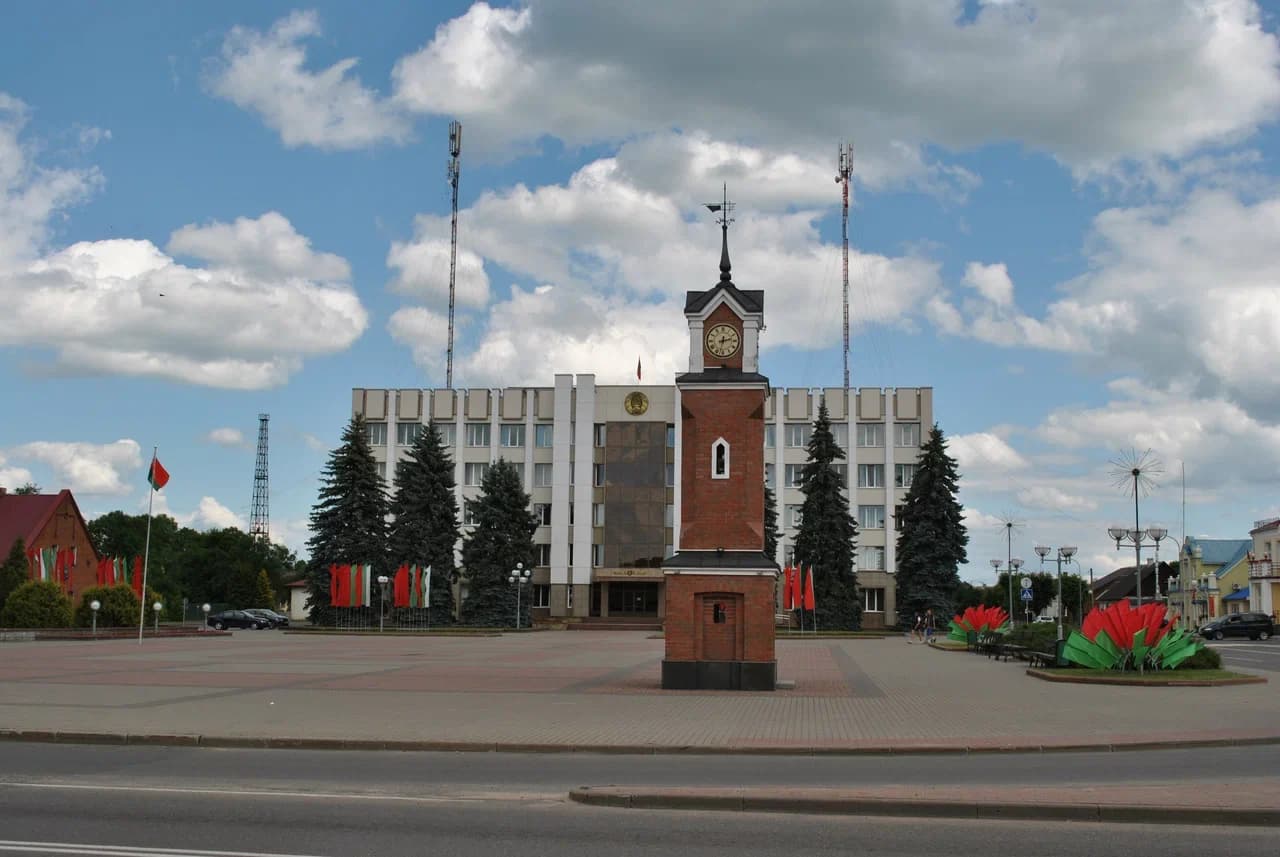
[0,781,558,806]
[0,841,327,857]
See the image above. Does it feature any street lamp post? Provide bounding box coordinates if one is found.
[90,600,101,637]
[1148,527,1169,598]
[201,603,211,632]
[1035,545,1077,641]
[990,557,1024,626]
[508,563,531,630]
[1108,526,1169,606]
[376,575,390,633]
[152,602,163,635]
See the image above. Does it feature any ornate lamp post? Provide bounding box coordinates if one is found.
[1148,527,1169,598]
[990,556,1024,626]
[201,603,211,632]
[152,602,163,634]
[1108,448,1164,607]
[90,599,101,637]
[508,563,532,630]
[376,575,390,633]
[1035,545,1077,641]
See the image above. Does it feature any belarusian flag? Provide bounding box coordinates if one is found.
[40,547,56,582]
[393,564,409,608]
[803,565,816,611]
[409,565,423,608]
[148,456,170,491]
[132,557,144,600]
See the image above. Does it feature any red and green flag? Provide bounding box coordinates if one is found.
[148,456,170,491]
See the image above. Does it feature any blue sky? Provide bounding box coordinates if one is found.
[3,1,1280,583]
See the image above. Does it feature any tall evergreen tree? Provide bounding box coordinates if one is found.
[305,415,389,624]
[459,459,537,627]
[388,424,458,624]
[0,538,29,614]
[792,401,861,629]
[895,424,969,625]
[763,483,780,562]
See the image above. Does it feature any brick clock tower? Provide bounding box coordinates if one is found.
[662,203,779,691]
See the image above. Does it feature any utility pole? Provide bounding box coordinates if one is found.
[446,120,462,389]
[835,142,853,389]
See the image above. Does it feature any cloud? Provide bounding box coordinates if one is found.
[950,432,1030,476]
[386,236,489,308]
[7,440,142,495]
[1016,485,1099,514]
[0,105,369,390]
[300,432,327,453]
[0,452,34,490]
[389,150,943,384]
[205,428,246,447]
[962,262,1014,308]
[168,211,350,280]
[151,494,248,531]
[205,10,410,149]
[388,1,1280,175]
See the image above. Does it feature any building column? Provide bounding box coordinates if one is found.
[549,375,573,617]
[571,375,595,618]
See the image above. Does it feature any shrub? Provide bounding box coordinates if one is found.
[1175,646,1222,670]
[74,584,141,628]
[1,581,73,628]
[1004,622,1070,651]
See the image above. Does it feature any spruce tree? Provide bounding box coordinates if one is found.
[0,538,28,615]
[305,415,389,624]
[459,459,537,627]
[763,483,780,562]
[895,424,969,625]
[792,401,861,630]
[388,424,458,624]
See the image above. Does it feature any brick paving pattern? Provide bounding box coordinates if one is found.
[1,631,1276,750]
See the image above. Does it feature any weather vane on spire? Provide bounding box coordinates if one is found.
[705,184,735,282]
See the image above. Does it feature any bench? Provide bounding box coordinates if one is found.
[1028,650,1057,669]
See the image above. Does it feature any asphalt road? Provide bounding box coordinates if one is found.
[1208,640,1280,673]
[2,743,1278,794]
[0,775,1277,857]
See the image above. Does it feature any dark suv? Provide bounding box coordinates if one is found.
[1199,612,1274,641]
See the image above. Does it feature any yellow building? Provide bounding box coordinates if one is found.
[1248,518,1280,621]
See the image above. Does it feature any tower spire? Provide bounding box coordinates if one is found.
[704,184,735,283]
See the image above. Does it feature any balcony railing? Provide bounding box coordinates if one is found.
[1248,558,1279,578]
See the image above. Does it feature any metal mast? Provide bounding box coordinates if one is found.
[836,142,853,389]
[446,120,462,389]
[250,414,270,542]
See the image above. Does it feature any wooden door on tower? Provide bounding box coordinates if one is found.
[697,593,743,661]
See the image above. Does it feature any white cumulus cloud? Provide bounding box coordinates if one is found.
[7,440,143,495]
[205,428,246,447]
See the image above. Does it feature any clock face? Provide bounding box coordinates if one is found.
[705,323,741,358]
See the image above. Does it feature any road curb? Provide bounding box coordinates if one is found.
[1025,668,1267,686]
[2,729,1280,756]
[568,787,1280,826]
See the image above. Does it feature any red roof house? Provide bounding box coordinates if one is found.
[0,488,100,605]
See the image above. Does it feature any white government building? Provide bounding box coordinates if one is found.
[351,381,931,629]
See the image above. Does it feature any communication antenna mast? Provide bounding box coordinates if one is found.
[446,120,462,389]
[835,141,853,389]
[250,414,270,542]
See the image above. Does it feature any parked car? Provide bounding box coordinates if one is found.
[245,608,289,628]
[1033,616,1056,624]
[1199,612,1274,641]
[206,610,268,631]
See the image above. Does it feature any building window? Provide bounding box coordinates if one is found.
[463,503,479,526]
[533,463,554,487]
[532,584,550,608]
[856,423,884,447]
[536,543,551,566]
[894,504,906,528]
[711,438,730,479]
[764,464,775,490]
[465,423,490,447]
[397,422,422,446]
[464,462,489,486]
[594,423,607,447]
[834,464,849,488]
[858,505,885,529]
[535,424,554,447]
[784,464,804,488]
[568,503,574,526]
[831,424,849,450]
[895,463,917,488]
[666,424,675,448]
[858,546,885,570]
[858,464,884,488]
[367,422,388,446]
[534,503,552,526]
[666,462,675,487]
[591,544,604,567]
[786,504,803,528]
[376,461,386,480]
[764,425,776,448]
[500,424,525,447]
[785,424,810,448]
[592,503,605,526]
[784,544,796,566]
[895,423,920,448]
[864,587,885,612]
[593,463,606,487]
[665,504,674,527]
[433,423,456,447]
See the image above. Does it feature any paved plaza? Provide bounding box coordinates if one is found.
[1,631,1277,751]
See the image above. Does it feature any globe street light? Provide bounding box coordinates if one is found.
[90,599,101,637]
[152,601,163,635]
[201,603,211,632]
[508,563,532,630]
[376,575,390,633]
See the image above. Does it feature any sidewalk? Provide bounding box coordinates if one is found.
[2,631,1277,753]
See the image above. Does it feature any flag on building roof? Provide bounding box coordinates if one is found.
[636,356,642,381]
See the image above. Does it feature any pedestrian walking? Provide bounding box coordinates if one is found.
[924,609,936,645]
[910,612,923,643]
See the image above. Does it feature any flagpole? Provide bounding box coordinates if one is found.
[138,447,157,644]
